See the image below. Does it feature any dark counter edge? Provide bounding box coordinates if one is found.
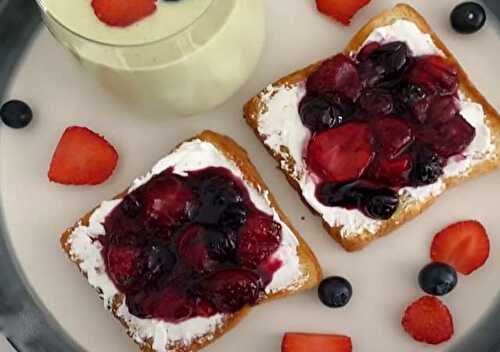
[0,0,500,351]
[0,0,82,351]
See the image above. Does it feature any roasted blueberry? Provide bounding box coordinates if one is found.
[0,100,33,129]
[299,95,347,132]
[316,181,366,208]
[120,195,142,218]
[318,276,353,308]
[358,41,411,87]
[358,88,393,115]
[144,245,177,281]
[399,84,427,107]
[219,202,247,231]
[396,83,430,121]
[206,229,237,262]
[362,188,399,220]
[195,174,244,226]
[451,2,486,34]
[418,262,458,296]
[410,148,444,186]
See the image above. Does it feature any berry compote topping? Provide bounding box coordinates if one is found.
[101,167,283,323]
[301,41,476,220]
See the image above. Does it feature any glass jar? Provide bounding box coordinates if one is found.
[36,0,266,116]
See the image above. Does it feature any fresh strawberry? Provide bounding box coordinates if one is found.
[306,122,375,182]
[48,126,118,185]
[306,54,361,100]
[91,0,156,27]
[316,0,371,25]
[431,220,490,275]
[402,296,454,345]
[282,333,352,352]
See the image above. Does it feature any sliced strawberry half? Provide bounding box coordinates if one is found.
[407,56,458,96]
[48,126,118,185]
[91,0,157,27]
[306,122,375,183]
[402,296,454,345]
[316,0,371,25]
[431,220,490,275]
[369,154,412,186]
[282,333,352,352]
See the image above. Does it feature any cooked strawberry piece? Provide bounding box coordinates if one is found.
[194,298,216,318]
[48,126,118,185]
[410,95,432,124]
[176,224,213,272]
[372,116,414,159]
[143,174,196,231]
[431,220,490,275]
[402,296,454,345]
[91,0,156,27]
[282,333,352,352]
[237,212,282,268]
[316,0,371,25]
[407,56,459,96]
[306,54,361,100]
[107,244,142,290]
[139,287,195,323]
[307,122,375,182]
[203,269,262,312]
[417,115,475,158]
[427,96,460,124]
[370,154,412,186]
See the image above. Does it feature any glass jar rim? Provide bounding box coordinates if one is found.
[34,0,216,48]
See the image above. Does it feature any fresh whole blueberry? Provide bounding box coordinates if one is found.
[418,262,458,296]
[451,2,486,34]
[318,276,353,308]
[0,100,33,129]
[362,188,400,220]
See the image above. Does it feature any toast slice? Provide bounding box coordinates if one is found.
[244,4,500,251]
[60,130,321,352]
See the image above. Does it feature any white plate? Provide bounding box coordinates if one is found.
[2,1,500,351]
